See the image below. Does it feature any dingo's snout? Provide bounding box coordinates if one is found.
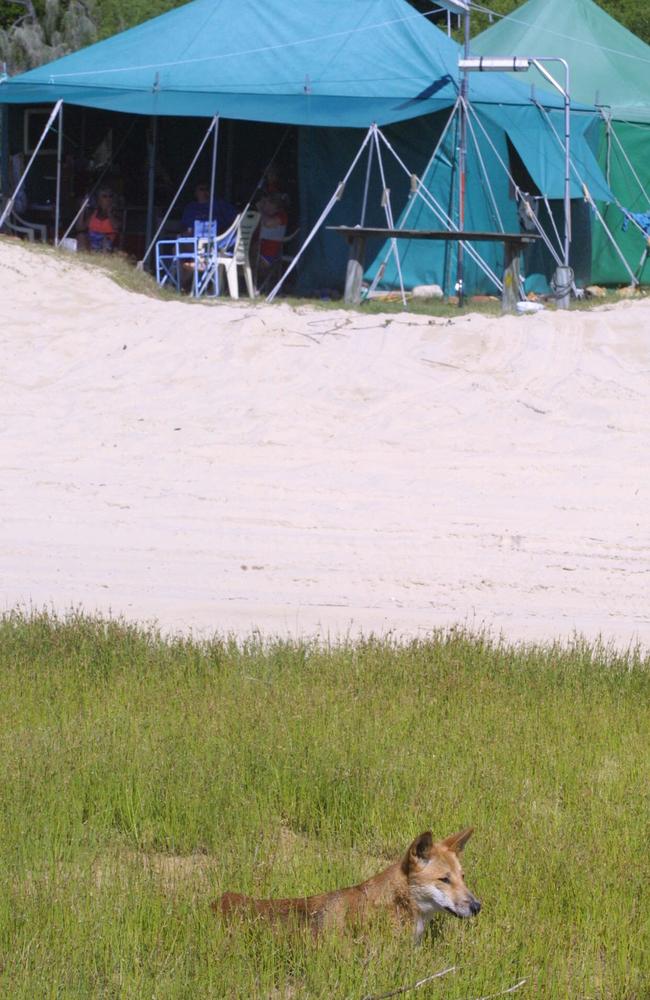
[457,892,481,917]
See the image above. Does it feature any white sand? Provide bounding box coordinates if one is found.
[1,238,649,649]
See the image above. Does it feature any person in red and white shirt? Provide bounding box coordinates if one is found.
[257,192,288,272]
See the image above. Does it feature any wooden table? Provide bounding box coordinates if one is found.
[328,227,540,313]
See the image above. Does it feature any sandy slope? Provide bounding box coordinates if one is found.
[1,239,649,648]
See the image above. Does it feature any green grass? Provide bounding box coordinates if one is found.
[5,235,648,316]
[0,611,648,998]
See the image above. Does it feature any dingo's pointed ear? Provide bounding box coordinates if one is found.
[440,827,474,854]
[409,831,434,863]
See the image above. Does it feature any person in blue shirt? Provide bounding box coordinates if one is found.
[180,181,237,234]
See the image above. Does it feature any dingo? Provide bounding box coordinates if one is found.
[214,827,480,942]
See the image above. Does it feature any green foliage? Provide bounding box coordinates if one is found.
[0,0,96,73]
[92,0,177,39]
[0,610,648,997]
[0,2,26,33]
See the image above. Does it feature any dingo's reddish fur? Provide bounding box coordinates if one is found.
[214,827,480,942]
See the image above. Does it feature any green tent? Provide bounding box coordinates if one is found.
[0,0,613,294]
[472,0,650,284]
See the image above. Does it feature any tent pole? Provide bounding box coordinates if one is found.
[456,8,470,307]
[465,100,563,267]
[464,109,504,233]
[208,115,220,228]
[144,115,158,270]
[372,126,406,306]
[562,68,571,270]
[376,125,503,292]
[0,99,63,232]
[225,120,234,204]
[534,97,638,287]
[241,126,292,214]
[364,102,460,300]
[0,104,9,201]
[583,186,639,286]
[54,103,63,247]
[60,119,138,246]
[266,126,374,303]
[602,111,650,205]
[139,115,218,269]
[445,109,460,297]
[359,136,374,226]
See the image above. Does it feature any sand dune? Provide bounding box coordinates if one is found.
[1,239,649,648]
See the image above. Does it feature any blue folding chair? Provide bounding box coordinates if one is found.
[155,217,239,297]
[192,219,219,297]
[155,233,191,292]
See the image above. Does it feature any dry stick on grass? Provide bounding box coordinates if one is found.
[360,965,456,1000]
[361,972,527,1000]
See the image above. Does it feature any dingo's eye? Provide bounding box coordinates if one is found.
[439,875,451,884]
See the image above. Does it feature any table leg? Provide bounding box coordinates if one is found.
[502,239,521,314]
[344,235,366,305]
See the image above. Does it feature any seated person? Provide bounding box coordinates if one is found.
[257,192,288,272]
[180,182,237,236]
[84,188,121,252]
[262,164,285,198]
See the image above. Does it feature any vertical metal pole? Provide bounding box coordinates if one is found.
[225,119,234,204]
[208,115,219,228]
[144,115,158,269]
[528,58,571,305]
[359,132,374,226]
[456,9,470,306]
[0,103,9,200]
[54,102,63,247]
[563,63,571,270]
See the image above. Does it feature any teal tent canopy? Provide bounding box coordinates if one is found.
[481,105,611,202]
[1,0,576,125]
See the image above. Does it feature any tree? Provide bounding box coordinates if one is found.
[0,0,96,73]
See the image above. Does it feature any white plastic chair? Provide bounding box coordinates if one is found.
[195,214,241,297]
[216,209,260,298]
